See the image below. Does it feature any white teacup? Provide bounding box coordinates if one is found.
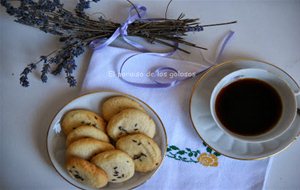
[210,68,300,142]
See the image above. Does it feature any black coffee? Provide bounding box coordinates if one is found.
[215,78,282,136]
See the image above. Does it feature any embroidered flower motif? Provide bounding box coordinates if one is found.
[166,144,221,166]
[197,153,218,167]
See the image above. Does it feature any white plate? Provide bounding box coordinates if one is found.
[190,59,300,160]
[47,91,167,189]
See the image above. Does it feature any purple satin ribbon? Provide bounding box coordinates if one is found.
[215,31,235,63]
[118,52,179,88]
[119,31,235,88]
[90,4,234,88]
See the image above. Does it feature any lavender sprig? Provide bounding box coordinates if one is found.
[20,63,37,87]
[1,0,236,87]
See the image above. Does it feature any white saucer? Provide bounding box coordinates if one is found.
[47,91,167,190]
[190,59,300,160]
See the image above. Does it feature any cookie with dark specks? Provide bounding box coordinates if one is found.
[66,156,108,188]
[66,125,110,146]
[61,109,106,135]
[107,109,156,141]
[116,134,162,172]
[91,150,135,183]
[66,138,114,160]
[101,96,145,121]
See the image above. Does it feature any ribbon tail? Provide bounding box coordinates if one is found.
[215,30,235,63]
[118,31,235,88]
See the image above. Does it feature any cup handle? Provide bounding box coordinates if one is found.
[296,91,300,109]
[295,91,300,137]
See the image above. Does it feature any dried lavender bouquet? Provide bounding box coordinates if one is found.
[1,0,236,87]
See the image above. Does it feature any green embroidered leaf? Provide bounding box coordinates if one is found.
[177,150,185,155]
[170,145,179,150]
[167,148,171,152]
[196,150,201,154]
[185,148,191,152]
[202,142,207,147]
[214,152,221,156]
[194,152,198,157]
[188,152,193,157]
[206,147,212,153]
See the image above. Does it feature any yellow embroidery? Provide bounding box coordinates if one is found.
[198,153,218,167]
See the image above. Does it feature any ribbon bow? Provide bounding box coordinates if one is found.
[90,5,148,51]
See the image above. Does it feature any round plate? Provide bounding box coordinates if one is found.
[190,59,300,160]
[47,91,167,190]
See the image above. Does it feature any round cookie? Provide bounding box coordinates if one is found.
[101,96,145,121]
[66,125,110,146]
[107,109,156,141]
[66,156,108,188]
[61,109,106,135]
[66,138,114,160]
[116,134,162,172]
[91,150,135,183]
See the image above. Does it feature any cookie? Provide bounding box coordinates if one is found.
[66,156,108,188]
[61,109,106,135]
[91,150,135,183]
[66,138,114,160]
[66,125,110,146]
[101,96,145,121]
[116,134,162,172]
[107,109,156,141]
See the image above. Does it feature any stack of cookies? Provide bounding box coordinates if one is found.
[61,96,162,188]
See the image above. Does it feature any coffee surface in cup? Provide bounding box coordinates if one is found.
[215,78,282,136]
